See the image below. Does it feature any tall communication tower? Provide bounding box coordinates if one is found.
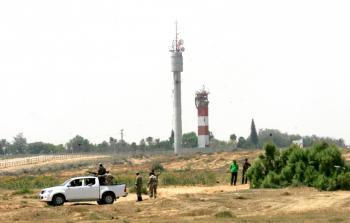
[195,87,209,148]
[170,22,185,154]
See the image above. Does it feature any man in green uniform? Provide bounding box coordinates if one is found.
[135,172,143,201]
[230,160,239,186]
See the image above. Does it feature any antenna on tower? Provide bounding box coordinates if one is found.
[172,21,185,53]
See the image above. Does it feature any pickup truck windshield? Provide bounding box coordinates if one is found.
[61,179,72,186]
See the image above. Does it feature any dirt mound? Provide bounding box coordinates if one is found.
[164,150,260,170]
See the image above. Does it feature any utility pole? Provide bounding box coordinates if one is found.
[120,129,124,142]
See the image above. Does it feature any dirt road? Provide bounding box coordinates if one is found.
[1,184,349,223]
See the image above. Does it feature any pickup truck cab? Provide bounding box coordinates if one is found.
[39,176,127,206]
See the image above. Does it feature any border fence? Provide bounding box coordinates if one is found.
[0,154,86,169]
[0,147,237,169]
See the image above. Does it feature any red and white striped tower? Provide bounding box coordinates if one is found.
[195,87,209,148]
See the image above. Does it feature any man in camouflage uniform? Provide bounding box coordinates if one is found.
[148,172,158,199]
[98,163,107,175]
[241,158,251,184]
[135,172,143,201]
[97,163,108,185]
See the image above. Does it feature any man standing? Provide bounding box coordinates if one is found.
[98,163,107,175]
[242,158,251,184]
[97,163,107,185]
[148,172,158,199]
[135,172,143,202]
[230,160,239,186]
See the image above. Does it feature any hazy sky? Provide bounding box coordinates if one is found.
[0,0,349,145]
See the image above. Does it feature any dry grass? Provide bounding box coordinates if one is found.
[1,185,349,222]
[0,150,349,222]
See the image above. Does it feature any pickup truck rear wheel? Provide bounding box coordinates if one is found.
[97,200,105,205]
[102,193,115,204]
[52,194,65,206]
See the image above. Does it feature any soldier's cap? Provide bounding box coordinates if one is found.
[99,163,102,166]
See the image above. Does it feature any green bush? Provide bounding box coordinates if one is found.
[336,172,350,190]
[261,171,281,188]
[247,142,349,191]
[215,211,234,218]
[151,161,165,172]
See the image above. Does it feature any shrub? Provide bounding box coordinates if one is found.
[336,172,350,190]
[247,142,349,191]
[215,211,234,218]
[151,161,165,172]
[261,171,281,188]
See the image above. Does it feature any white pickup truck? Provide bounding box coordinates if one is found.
[39,176,127,206]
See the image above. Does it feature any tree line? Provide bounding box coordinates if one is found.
[233,119,346,149]
[0,131,200,155]
[0,119,346,155]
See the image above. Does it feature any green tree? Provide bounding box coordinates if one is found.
[209,131,215,140]
[139,139,146,149]
[130,142,137,150]
[237,137,246,148]
[0,139,9,155]
[230,134,237,141]
[8,133,27,154]
[27,142,64,154]
[96,141,109,152]
[66,135,93,153]
[169,130,174,145]
[182,132,198,148]
[250,119,259,148]
[146,136,154,146]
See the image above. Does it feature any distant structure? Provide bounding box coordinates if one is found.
[120,129,124,142]
[170,22,185,154]
[292,139,303,148]
[195,87,209,148]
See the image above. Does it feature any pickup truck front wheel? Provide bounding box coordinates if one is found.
[102,193,115,205]
[52,194,65,206]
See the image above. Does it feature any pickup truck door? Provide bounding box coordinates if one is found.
[65,179,84,201]
[80,177,100,200]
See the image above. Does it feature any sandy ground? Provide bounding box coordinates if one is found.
[0,184,349,223]
[164,150,261,170]
[0,149,349,222]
